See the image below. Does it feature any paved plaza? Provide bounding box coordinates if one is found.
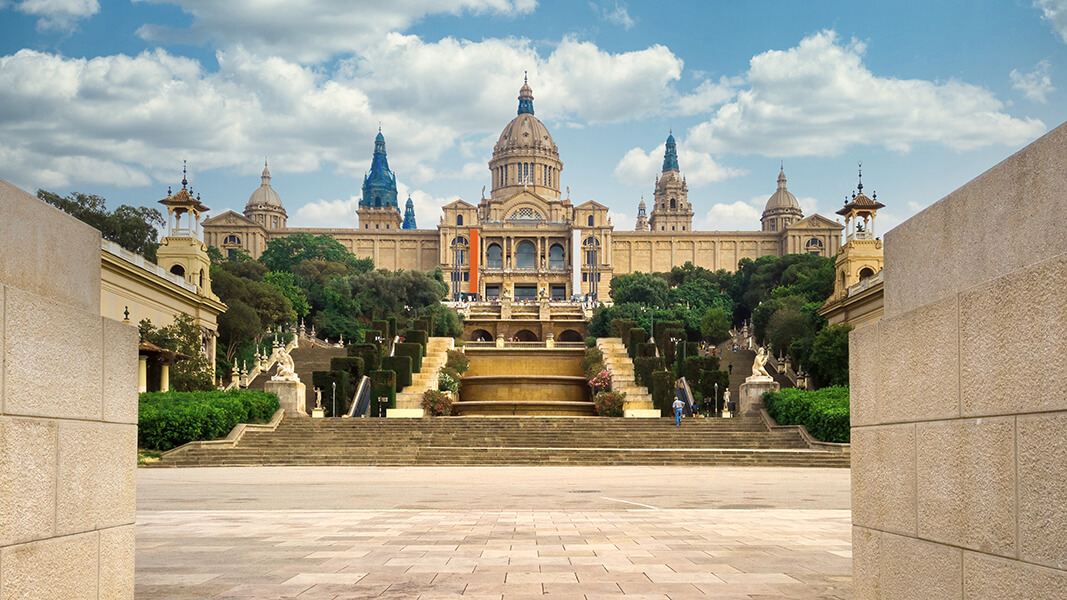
[136,467,852,599]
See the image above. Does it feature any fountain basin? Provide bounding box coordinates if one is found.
[455,375,594,416]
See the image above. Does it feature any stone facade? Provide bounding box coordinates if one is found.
[204,81,843,306]
[0,178,137,599]
[849,121,1067,599]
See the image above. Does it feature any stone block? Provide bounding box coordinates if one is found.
[849,323,881,427]
[880,532,963,600]
[4,287,103,421]
[0,531,98,600]
[739,379,777,419]
[852,526,880,600]
[916,417,1016,556]
[878,295,959,423]
[99,525,135,599]
[883,122,1067,318]
[0,417,57,547]
[265,379,307,417]
[963,552,1067,600]
[56,421,136,536]
[960,252,1067,417]
[851,424,916,535]
[0,179,101,314]
[1017,412,1067,570]
[102,317,139,424]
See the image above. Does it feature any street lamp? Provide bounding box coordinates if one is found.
[582,237,599,302]
[451,234,469,302]
[378,396,387,418]
[331,382,336,418]
[714,382,719,418]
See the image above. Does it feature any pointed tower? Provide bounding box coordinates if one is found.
[634,197,649,231]
[357,129,403,230]
[648,131,693,232]
[402,197,417,229]
[244,161,287,230]
[488,75,563,204]
[761,164,804,232]
[156,162,216,298]
[830,166,886,298]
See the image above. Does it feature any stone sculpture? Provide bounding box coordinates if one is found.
[273,346,298,382]
[749,347,772,381]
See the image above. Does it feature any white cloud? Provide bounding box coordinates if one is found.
[797,196,819,215]
[608,209,634,230]
[293,195,360,228]
[673,77,739,116]
[686,30,1046,157]
[1010,59,1055,103]
[612,143,746,187]
[590,1,635,30]
[15,0,98,30]
[1036,0,1067,43]
[699,200,763,231]
[134,0,538,63]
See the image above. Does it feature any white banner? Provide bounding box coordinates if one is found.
[572,228,582,298]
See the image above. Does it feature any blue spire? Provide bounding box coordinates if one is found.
[360,129,399,209]
[662,130,679,172]
[517,72,534,115]
[402,197,417,229]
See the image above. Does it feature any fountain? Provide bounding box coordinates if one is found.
[454,347,595,416]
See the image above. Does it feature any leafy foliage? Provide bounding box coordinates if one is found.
[138,390,279,450]
[139,315,215,391]
[763,386,850,443]
[807,324,853,387]
[258,233,373,273]
[422,389,453,416]
[38,190,164,262]
[594,390,626,417]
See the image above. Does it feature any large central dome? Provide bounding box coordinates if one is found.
[488,78,563,203]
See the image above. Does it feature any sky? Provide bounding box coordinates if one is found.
[2,0,1066,237]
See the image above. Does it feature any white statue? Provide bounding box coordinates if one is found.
[272,346,299,382]
[314,388,323,409]
[748,347,772,381]
[723,388,731,407]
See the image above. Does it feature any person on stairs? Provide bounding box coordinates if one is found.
[672,396,685,426]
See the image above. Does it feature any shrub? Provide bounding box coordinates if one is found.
[610,318,638,340]
[394,342,424,372]
[329,357,365,388]
[363,329,383,345]
[584,336,598,348]
[348,343,382,371]
[445,349,470,374]
[422,389,453,416]
[763,386,850,443]
[588,369,612,394]
[369,370,396,417]
[138,390,280,451]
[636,342,657,358]
[404,329,429,347]
[650,371,675,417]
[371,320,390,338]
[594,390,626,417]
[382,355,413,389]
[438,367,460,393]
[627,328,648,357]
[386,316,398,338]
[695,370,729,408]
[632,356,665,388]
[311,370,350,416]
[582,347,605,379]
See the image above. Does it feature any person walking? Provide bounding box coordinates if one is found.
[672,397,685,426]
[728,363,733,375]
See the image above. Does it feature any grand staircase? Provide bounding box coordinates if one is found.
[154,416,849,468]
[245,344,347,413]
[393,337,455,416]
[596,338,657,417]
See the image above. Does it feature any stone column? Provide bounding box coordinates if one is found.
[138,356,147,393]
[160,364,170,393]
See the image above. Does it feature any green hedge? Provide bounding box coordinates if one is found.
[675,342,700,376]
[404,329,429,347]
[382,355,412,389]
[695,370,729,409]
[386,316,398,338]
[610,318,638,341]
[369,370,396,417]
[330,356,365,388]
[636,342,658,358]
[371,320,390,338]
[364,329,383,345]
[348,343,382,371]
[394,342,424,373]
[312,370,350,416]
[763,386,851,443]
[627,328,647,358]
[139,390,280,451]
[633,356,665,388]
[649,371,675,417]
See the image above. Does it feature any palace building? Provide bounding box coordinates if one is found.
[203,79,843,301]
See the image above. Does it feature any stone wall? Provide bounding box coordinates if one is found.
[850,122,1067,598]
[0,179,137,598]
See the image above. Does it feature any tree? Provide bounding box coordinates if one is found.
[217,300,261,364]
[38,190,164,262]
[139,315,214,391]
[807,324,853,388]
[610,272,669,306]
[262,271,310,318]
[700,307,732,345]
[258,233,374,273]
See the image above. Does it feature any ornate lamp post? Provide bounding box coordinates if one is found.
[582,237,599,302]
[451,234,469,302]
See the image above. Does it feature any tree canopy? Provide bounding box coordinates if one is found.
[37,190,164,262]
[258,233,374,273]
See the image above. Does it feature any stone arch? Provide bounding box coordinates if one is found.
[515,241,536,269]
[170,264,185,277]
[859,267,875,279]
[513,329,538,342]
[558,329,583,342]
[470,329,493,342]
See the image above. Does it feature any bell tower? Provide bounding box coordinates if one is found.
[357,129,403,230]
[156,161,216,298]
[648,132,693,232]
[830,166,885,301]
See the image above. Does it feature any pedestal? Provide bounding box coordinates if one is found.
[739,378,778,419]
[265,379,307,416]
[311,407,325,418]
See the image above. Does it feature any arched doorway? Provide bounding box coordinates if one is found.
[513,329,538,342]
[558,330,583,342]
[470,329,493,342]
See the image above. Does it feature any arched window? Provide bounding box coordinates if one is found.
[806,238,824,255]
[487,243,503,269]
[199,269,205,288]
[516,241,535,269]
[859,267,875,279]
[549,244,565,269]
[451,236,469,265]
[170,264,185,277]
[670,197,677,209]
[457,214,464,226]
[587,215,594,227]
[271,216,278,228]
[224,234,241,245]
[374,196,381,207]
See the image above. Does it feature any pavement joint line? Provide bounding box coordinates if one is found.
[599,497,660,510]
[422,446,831,453]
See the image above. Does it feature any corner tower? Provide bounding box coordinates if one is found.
[156,163,216,298]
[402,197,417,229]
[648,132,693,232]
[357,130,403,230]
[488,76,563,203]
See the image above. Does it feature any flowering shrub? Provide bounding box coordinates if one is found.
[422,389,453,416]
[588,369,612,393]
[594,390,626,417]
[438,371,459,393]
[444,349,470,374]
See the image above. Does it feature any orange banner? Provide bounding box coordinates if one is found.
[469,228,479,295]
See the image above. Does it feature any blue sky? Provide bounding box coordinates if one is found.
[1,0,1065,236]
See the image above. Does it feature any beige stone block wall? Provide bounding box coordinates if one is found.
[0,179,136,599]
[850,122,1067,599]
